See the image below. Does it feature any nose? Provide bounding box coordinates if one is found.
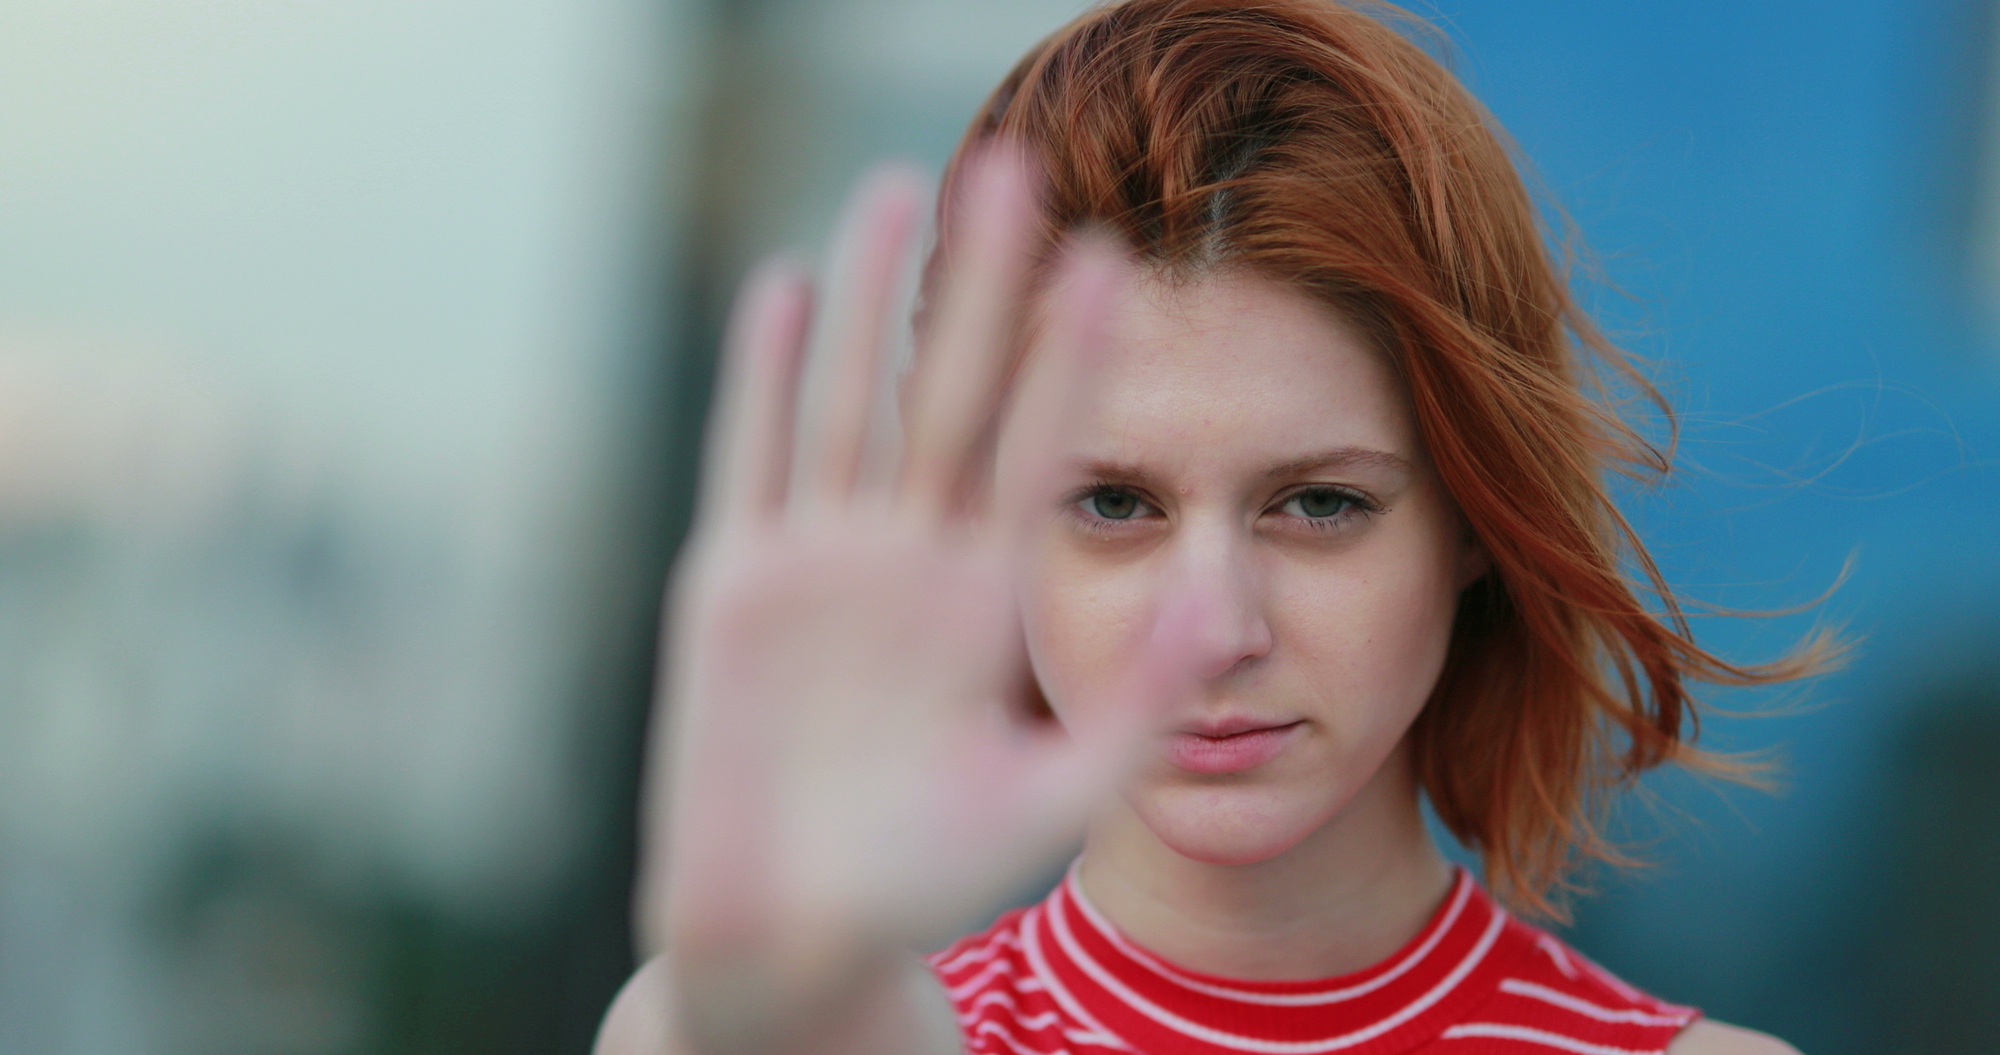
[1165,522,1273,681]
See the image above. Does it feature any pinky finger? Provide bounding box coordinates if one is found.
[699,258,814,527]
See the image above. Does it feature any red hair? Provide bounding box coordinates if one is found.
[937,0,1836,919]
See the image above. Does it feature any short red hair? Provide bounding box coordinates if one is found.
[938,0,1834,919]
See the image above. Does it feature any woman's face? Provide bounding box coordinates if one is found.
[1008,269,1481,866]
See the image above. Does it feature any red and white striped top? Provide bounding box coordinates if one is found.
[928,866,1697,1055]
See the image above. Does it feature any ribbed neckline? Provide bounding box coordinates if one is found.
[1024,864,1529,1054]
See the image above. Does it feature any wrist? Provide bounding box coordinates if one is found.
[666,909,895,1055]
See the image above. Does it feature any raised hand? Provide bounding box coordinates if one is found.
[639,149,1200,1053]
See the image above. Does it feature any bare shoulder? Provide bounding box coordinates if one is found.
[1668,1019,1804,1055]
[596,955,677,1055]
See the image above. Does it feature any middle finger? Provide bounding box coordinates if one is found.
[791,165,926,508]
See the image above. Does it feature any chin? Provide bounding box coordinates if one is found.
[1128,779,1337,866]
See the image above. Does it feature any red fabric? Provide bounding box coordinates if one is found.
[928,867,1698,1055]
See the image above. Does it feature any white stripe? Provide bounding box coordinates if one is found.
[975,1019,1076,1055]
[1015,1012,1062,1031]
[938,930,1025,975]
[1063,865,1476,1007]
[1046,880,1509,1054]
[1499,979,1692,1027]
[961,988,1019,1019]
[960,991,1125,1050]
[1440,1023,1663,1055]
[1537,935,1580,980]
[971,1019,1133,1055]
[950,958,1020,1001]
[1021,903,1135,1051]
[960,990,1059,1030]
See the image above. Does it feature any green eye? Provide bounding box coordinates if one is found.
[1288,488,1352,518]
[1085,488,1144,520]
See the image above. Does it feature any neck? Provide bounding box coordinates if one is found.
[1076,738,1453,981]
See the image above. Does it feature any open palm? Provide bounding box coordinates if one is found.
[642,150,1200,1047]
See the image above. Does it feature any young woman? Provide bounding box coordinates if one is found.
[599,2,1827,1052]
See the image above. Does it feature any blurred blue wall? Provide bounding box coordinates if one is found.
[1437,0,2000,1048]
[680,2,2000,1047]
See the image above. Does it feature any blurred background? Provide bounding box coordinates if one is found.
[0,0,1994,1052]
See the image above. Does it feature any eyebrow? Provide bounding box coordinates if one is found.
[1260,446,1415,480]
[1075,446,1415,483]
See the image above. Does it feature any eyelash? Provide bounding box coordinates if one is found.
[1065,482,1383,536]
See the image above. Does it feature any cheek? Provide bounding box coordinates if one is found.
[1277,512,1464,735]
[1022,545,1149,719]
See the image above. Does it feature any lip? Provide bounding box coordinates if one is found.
[1165,720,1303,774]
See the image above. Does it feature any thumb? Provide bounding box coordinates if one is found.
[1017,586,1216,831]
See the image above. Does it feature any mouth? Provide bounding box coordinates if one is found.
[1165,720,1304,774]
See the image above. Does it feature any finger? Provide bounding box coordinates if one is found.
[899,143,1039,517]
[990,232,1129,550]
[793,166,926,506]
[1012,586,1213,839]
[911,585,1203,943]
[699,258,814,527]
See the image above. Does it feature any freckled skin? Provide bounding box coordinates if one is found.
[1005,270,1481,870]
[603,156,1782,1055]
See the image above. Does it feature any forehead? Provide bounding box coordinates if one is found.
[1078,270,1417,462]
